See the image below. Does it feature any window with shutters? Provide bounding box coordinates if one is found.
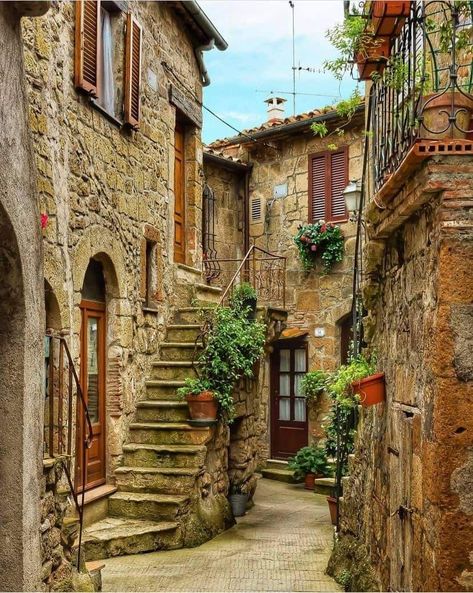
[75,1,142,128]
[308,148,348,223]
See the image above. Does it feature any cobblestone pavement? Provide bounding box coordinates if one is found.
[101,478,340,592]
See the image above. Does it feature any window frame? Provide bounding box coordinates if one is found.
[308,146,349,224]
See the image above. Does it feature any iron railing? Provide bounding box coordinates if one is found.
[371,1,473,192]
[205,245,286,309]
[44,331,93,569]
[202,184,220,282]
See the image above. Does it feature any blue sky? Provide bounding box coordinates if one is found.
[200,0,358,144]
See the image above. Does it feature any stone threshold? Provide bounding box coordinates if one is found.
[81,484,117,506]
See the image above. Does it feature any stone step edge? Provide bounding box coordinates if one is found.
[161,342,203,348]
[123,443,205,453]
[145,380,186,387]
[167,324,201,330]
[136,400,187,408]
[109,492,189,504]
[151,361,200,367]
[129,422,210,431]
[81,519,179,543]
[115,466,201,476]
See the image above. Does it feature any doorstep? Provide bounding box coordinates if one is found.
[82,484,117,506]
[80,484,117,528]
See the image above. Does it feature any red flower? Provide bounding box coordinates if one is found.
[320,224,327,233]
[40,213,49,229]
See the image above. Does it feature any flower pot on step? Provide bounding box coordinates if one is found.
[421,92,473,139]
[351,372,386,406]
[229,493,248,517]
[356,37,390,81]
[304,473,316,490]
[186,390,218,421]
[371,1,410,37]
[326,496,338,526]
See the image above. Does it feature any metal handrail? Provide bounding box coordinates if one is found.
[44,331,93,571]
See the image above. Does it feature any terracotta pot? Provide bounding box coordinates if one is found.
[356,37,390,81]
[371,1,410,37]
[421,92,473,140]
[186,390,218,421]
[327,496,338,526]
[304,473,316,490]
[351,372,386,406]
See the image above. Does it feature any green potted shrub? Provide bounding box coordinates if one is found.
[288,445,330,490]
[228,482,248,517]
[229,282,258,320]
[294,222,344,274]
[177,377,218,422]
[301,370,329,403]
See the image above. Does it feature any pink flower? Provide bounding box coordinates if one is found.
[310,244,317,252]
[40,213,49,229]
[320,224,327,233]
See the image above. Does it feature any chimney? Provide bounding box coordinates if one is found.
[264,96,286,123]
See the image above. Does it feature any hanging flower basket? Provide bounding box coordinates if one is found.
[370,1,410,38]
[294,222,344,274]
[351,372,386,406]
[356,36,390,81]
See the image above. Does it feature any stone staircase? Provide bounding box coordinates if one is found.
[261,459,302,484]
[82,285,223,560]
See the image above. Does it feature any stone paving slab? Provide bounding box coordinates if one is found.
[101,478,341,592]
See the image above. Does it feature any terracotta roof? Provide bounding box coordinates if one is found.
[203,147,250,168]
[207,103,365,149]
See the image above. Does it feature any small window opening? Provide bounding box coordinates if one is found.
[145,239,158,307]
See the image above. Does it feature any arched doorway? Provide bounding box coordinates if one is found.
[77,258,107,491]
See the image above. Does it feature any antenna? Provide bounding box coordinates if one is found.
[289,1,296,115]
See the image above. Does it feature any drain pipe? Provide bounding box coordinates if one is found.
[195,40,214,87]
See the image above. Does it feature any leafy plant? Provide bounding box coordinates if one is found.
[301,370,329,403]
[176,377,213,399]
[288,445,331,479]
[311,89,363,150]
[197,305,266,423]
[326,354,376,409]
[229,282,257,312]
[294,222,345,273]
[229,481,246,495]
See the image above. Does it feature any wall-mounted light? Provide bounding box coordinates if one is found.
[343,179,362,221]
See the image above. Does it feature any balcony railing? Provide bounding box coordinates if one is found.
[371,1,473,193]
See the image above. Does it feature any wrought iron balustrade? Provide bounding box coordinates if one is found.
[204,245,286,309]
[371,0,473,193]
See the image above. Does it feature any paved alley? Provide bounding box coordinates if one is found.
[101,478,340,592]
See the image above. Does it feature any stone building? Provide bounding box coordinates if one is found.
[328,2,473,591]
[205,99,364,466]
[0,2,50,591]
[17,0,280,586]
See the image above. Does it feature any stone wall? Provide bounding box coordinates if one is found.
[21,0,205,480]
[330,156,473,591]
[211,121,363,462]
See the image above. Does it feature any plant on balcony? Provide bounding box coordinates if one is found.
[294,222,344,273]
[229,282,258,319]
[288,445,331,489]
[301,370,329,403]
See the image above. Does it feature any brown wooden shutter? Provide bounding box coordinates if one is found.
[309,154,326,222]
[329,148,348,222]
[124,13,142,129]
[75,0,100,96]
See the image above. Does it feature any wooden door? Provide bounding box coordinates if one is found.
[77,300,106,491]
[173,123,185,264]
[270,341,308,459]
[388,409,414,591]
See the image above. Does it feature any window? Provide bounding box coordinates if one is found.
[75,0,142,128]
[144,239,157,307]
[308,148,348,223]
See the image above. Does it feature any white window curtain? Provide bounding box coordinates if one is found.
[101,9,115,115]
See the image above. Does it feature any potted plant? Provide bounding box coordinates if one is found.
[355,36,390,81]
[327,354,385,408]
[301,370,328,404]
[228,482,248,517]
[229,282,258,320]
[294,222,344,274]
[326,486,338,526]
[288,445,330,490]
[370,1,410,37]
[176,378,218,421]
[421,92,473,140]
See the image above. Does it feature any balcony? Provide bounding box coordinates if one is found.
[371,1,473,199]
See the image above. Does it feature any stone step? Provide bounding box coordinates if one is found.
[108,492,189,522]
[174,307,215,324]
[123,443,206,468]
[115,466,200,495]
[149,360,200,381]
[314,477,336,496]
[81,517,180,560]
[166,325,202,342]
[136,400,188,423]
[261,467,301,484]
[160,342,203,362]
[194,282,222,305]
[129,422,212,446]
[145,380,184,400]
[265,459,290,471]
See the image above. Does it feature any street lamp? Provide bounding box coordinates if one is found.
[343,179,362,221]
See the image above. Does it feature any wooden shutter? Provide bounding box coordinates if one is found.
[329,149,348,222]
[124,13,142,129]
[308,149,348,223]
[75,0,100,96]
[309,154,326,222]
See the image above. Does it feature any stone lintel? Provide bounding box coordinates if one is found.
[169,84,202,129]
